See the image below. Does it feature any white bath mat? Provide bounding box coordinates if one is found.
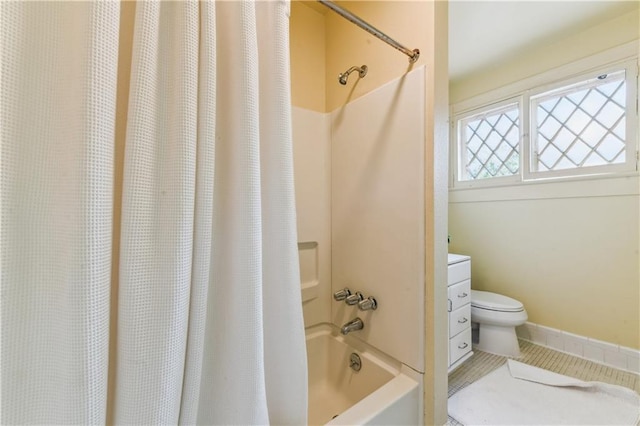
[448,360,640,425]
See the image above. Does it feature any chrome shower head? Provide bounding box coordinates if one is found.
[338,65,368,85]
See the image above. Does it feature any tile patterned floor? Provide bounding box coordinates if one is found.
[447,340,640,426]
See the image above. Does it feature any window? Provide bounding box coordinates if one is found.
[459,101,520,181]
[530,70,628,176]
[452,58,638,187]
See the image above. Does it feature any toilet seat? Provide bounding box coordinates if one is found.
[471,290,523,312]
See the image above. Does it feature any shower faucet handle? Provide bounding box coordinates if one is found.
[333,288,351,301]
[358,297,377,311]
[345,292,364,305]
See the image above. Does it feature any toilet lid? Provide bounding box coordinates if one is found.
[471,290,524,312]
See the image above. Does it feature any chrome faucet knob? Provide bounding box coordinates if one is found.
[345,292,363,305]
[333,288,351,301]
[358,297,377,311]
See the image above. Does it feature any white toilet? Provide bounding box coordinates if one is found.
[470,290,527,357]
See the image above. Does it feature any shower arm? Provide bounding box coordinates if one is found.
[317,0,420,63]
[339,65,368,85]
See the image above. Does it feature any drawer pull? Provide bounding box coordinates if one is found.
[458,292,468,298]
[458,342,468,349]
[458,317,468,324]
[448,299,452,313]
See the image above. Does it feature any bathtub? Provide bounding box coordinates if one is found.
[306,323,421,425]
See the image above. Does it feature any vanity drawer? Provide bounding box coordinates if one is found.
[449,304,471,338]
[450,328,472,365]
[448,259,470,285]
[448,280,471,312]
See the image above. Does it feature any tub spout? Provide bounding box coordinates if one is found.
[341,317,364,335]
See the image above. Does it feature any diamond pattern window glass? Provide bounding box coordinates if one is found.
[459,103,520,181]
[452,57,637,188]
[531,71,626,172]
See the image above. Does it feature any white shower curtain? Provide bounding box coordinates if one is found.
[1,1,307,424]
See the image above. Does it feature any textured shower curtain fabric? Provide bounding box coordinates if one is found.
[117,1,307,424]
[1,1,307,424]
[1,2,120,423]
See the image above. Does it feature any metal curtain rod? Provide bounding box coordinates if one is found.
[317,0,420,63]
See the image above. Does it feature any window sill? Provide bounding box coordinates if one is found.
[449,172,639,203]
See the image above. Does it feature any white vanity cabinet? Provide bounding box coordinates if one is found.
[447,254,473,372]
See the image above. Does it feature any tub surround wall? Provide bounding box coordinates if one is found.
[331,67,426,373]
[292,107,332,328]
[290,2,331,329]
[291,2,447,423]
[449,6,640,350]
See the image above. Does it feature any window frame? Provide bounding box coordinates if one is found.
[524,61,637,181]
[450,51,639,189]
[454,97,524,188]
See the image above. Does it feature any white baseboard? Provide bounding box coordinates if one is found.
[516,322,640,375]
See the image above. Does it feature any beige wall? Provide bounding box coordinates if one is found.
[290,1,326,112]
[291,1,433,113]
[449,7,640,349]
[324,1,429,112]
[449,189,640,348]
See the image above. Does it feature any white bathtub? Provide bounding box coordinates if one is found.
[306,323,421,425]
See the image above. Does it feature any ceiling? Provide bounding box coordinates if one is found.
[449,1,638,82]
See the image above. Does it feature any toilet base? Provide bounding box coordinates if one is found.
[473,323,521,358]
